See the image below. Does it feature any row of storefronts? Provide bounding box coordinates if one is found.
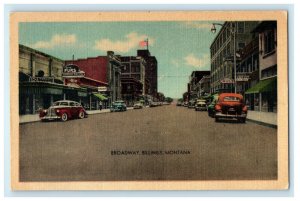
[19,44,160,115]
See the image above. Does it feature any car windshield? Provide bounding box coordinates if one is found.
[223,96,240,102]
[52,101,69,106]
[52,102,60,106]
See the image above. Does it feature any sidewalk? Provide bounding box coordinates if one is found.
[246,110,277,128]
[19,107,134,124]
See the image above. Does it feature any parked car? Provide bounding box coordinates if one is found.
[183,101,188,107]
[207,94,219,117]
[195,99,207,111]
[39,100,88,122]
[214,93,247,123]
[188,100,196,108]
[133,102,143,109]
[176,101,182,106]
[110,100,127,112]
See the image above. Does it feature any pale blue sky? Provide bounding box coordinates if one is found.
[19,21,221,98]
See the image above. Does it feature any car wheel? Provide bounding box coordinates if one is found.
[61,113,68,122]
[215,117,219,122]
[239,118,246,123]
[78,111,85,119]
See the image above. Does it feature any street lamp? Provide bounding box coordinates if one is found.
[211,22,237,93]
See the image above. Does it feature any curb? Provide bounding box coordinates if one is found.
[246,118,277,129]
[19,107,135,124]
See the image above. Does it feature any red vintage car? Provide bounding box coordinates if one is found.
[214,93,247,123]
[39,100,88,122]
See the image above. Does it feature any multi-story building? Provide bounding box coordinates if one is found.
[236,35,260,111]
[120,56,146,105]
[245,21,277,113]
[210,21,259,94]
[195,75,211,97]
[65,51,122,108]
[137,50,158,97]
[187,71,210,100]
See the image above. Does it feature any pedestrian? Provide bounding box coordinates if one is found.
[99,101,103,110]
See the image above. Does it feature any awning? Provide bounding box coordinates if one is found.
[93,93,108,101]
[245,77,277,94]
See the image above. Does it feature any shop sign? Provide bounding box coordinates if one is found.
[29,76,55,83]
[62,64,85,78]
[236,74,250,82]
[98,86,108,92]
[65,78,81,88]
[220,78,235,84]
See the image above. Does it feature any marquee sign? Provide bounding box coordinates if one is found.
[29,76,55,83]
[220,78,235,84]
[98,86,108,92]
[236,74,250,82]
[62,64,85,78]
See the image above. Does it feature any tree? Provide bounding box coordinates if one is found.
[165,97,173,103]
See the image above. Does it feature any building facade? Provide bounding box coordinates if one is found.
[236,35,260,111]
[120,56,146,105]
[210,21,259,94]
[137,50,158,97]
[187,71,210,100]
[245,21,277,113]
[195,75,211,97]
[65,51,122,108]
[19,44,77,114]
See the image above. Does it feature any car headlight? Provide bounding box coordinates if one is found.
[56,109,60,113]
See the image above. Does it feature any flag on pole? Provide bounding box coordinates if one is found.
[139,39,148,47]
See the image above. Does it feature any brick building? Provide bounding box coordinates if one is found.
[65,51,122,108]
[137,50,158,97]
[120,56,146,106]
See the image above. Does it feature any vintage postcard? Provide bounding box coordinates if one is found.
[10,11,288,190]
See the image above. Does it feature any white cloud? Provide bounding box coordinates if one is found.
[31,34,77,49]
[184,54,210,69]
[93,32,155,53]
[182,22,213,30]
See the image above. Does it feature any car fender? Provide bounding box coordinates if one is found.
[57,109,71,119]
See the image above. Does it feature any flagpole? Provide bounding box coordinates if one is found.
[147,38,149,50]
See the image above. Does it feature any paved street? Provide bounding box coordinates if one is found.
[19,105,277,181]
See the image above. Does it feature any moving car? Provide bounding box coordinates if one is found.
[39,100,87,122]
[207,94,219,117]
[195,99,207,111]
[133,102,143,109]
[110,100,127,112]
[214,93,247,123]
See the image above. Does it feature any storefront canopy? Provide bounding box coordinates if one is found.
[93,93,108,101]
[245,77,277,94]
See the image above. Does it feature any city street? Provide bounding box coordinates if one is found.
[19,105,277,181]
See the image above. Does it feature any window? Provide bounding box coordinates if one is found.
[264,30,276,54]
[238,42,245,50]
[60,102,69,106]
[261,65,277,78]
[224,96,240,102]
[237,22,245,33]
